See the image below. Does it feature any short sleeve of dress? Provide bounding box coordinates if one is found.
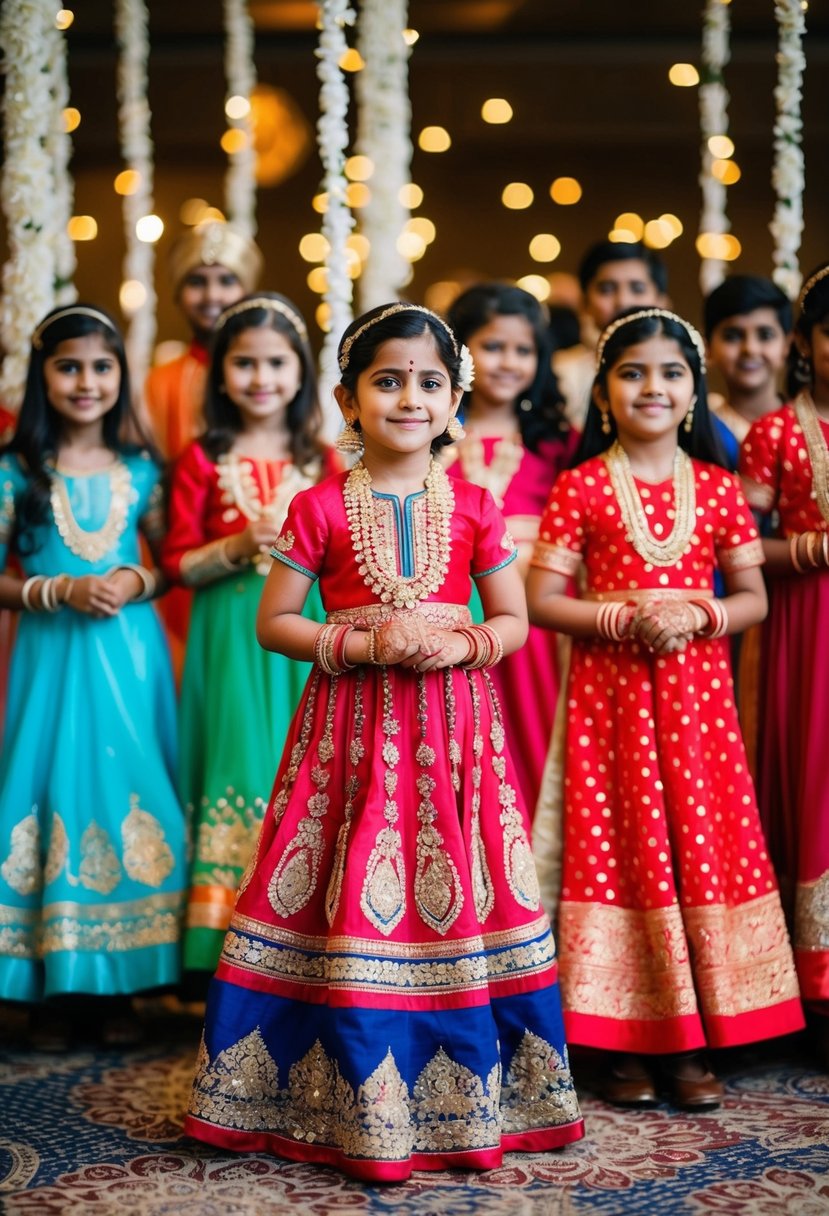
[470,488,518,579]
[0,457,20,570]
[270,485,329,581]
[530,468,585,578]
[714,471,764,573]
[739,414,781,515]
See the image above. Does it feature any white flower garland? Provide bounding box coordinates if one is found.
[0,1,60,408]
[115,0,157,392]
[223,0,257,239]
[354,0,412,310]
[45,18,76,305]
[770,0,807,300]
[697,0,731,295]
[316,0,356,429]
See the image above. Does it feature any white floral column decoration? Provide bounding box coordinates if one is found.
[316,0,356,427]
[697,0,731,295]
[45,18,77,305]
[223,0,257,238]
[355,0,412,310]
[115,0,157,391]
[0,1,61,407]
[770,0,807,300]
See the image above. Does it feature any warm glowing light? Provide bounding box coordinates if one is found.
[643,218,675,249]
[316,302,332,332]
[67,215,97,241]
[529,233,561,263]
[669,63,700,87]
[614,212,644,240]
[63,107,81,133]
[299,233,331,263]
[711,158,741,185]
[221,128,249,155]
[397,231,427,261]
[201,206,226,222]
[179,197,207,224]
[696,232,742,261]
[399,183,423,208]
[659,213,684,238]
[608,228,638,244]
[346,248,362,279]
[345,182,371,208]
[550,177,582,205]
[135,214,164,243]
[55,9,74,29]
[502,182,534,209]
[406,217,436,244]
[707,134,735,159]
[114,170,142,196]
[345,155,374,182]
[347,233,371,260]
[119,280,147,314]
[225,94,251,120]
[339,48,365,72]
[424,280,461,314]
[402,28,420,46]
[418,126,451,153]
[516,274,551,302]
[307,267,329,294]
[312,192,329,214]
[481,98,513,124]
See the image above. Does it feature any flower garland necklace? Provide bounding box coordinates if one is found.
[605,441,696,567]
[793,391,829,523]
[770,0,807,299]
[51,461,133,562]
[697,0,731,295]
[343,458,454,609]
[455,431,523,508]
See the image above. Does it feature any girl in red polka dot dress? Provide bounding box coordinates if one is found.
[739,264,829,1062]
[527,309,803,1110]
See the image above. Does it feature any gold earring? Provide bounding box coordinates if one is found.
[446,414,465,441]
[335,418,363,453]
[600,409,612,436]
[683,403,695,434]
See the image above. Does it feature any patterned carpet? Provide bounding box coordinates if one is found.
[1,1002,828,1216]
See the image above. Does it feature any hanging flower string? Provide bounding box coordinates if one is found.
[45,19,77,306]
[0,1,60,408]
[223,0,257,239]
[770,0,807,300]
[697,0,732,295]
[355,0,413,311]
[316,0,357,430]
[115,0,157,392]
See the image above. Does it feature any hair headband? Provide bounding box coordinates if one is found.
[595,308,707,370]
[215,296,308,343]
[32,306,118,350]
[338,303,459,371]
[797,265,829,311]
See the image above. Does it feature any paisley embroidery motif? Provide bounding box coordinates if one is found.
[76,822,121,895]
[484,672,540,912]
[44,813,69,886]
[413,676,463,936]
[325,672,366,926]
[122,796,175,887]
[361,670,406,935]
[501,1032,581,1132]
[0,812,40,895]
[467,676,495,922]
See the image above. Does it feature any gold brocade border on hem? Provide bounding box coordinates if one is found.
[327,603,472,629]
[719,538,765,572]
[795,870,829,951]
[558,895,800,1022]
[530,542,582,577]
[584,588,713,603]
[0,892,184,958]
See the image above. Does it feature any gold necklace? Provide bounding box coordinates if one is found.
[51,460,133,561]
[605,440,696,566]
[343,458,454,609]
[454,431,524,508]
[793,391,829,523]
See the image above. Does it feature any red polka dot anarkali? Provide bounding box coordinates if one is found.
[740,401,829,1004]
[531,453,804,1055]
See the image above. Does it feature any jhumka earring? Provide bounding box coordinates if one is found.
[795,352,812,383]
[684,402,695,434]
[600,409,612,436]
[446,413,465,441]
[335,419,363,453]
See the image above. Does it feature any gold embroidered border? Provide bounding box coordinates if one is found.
[584,588,713,603]
[327,603,472,630]
[180,537,247,587]
[795,870,829,952]
[530,542,582,577]
[717,538,765,572]
[739,477,776,512]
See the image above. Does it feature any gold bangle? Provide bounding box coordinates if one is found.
[790,534,805,574]
[366,628,376,665]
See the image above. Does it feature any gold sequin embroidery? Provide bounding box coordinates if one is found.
[122,796,175,887]
[795,870,829,951]
[0,812,41,895]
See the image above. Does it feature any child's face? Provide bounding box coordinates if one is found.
[465,313,537,411]
[707,307,790,395]
[600,334,695,443]
[338,331,460,462]
[222,326,302,423]
[43,333,121,432]
[178,264,245,340]
[585,259,661,330]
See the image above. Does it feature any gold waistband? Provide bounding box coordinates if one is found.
[327,602,472,629]
[585,588,713,603]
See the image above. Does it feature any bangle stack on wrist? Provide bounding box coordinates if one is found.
[457,624,504,668]
[595,601,633,641]
[21,574,72,612]
[109,563,157,602]
[314,623,356,675]
[366,628,377,665]
[690,598,728,639]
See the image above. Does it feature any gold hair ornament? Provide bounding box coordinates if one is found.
[214,296,308,342]
[32,307,118,350]
[595,308,706,370]
[797,264,829,311]
[338,303,459,371]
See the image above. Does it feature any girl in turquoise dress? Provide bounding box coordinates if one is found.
[0,304,186,1049]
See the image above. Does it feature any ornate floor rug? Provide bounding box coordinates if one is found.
[1,1004,827,1215]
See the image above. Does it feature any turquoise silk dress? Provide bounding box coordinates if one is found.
[0,452,186,1001]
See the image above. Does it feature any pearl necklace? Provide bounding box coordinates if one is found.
[51,460,133,562]
[605,441,696,566]
[793,391,829,523]
[343,459,454,609]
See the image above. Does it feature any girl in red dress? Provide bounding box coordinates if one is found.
[739,263,829,1063]
[527,308,803,1109]
[443,284,578,815]
[185,302,583,1180]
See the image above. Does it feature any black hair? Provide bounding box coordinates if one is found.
[201,293,323,468]
[337,303,463,454]
[447,282,568,450]
[578,240,668,296]
[703,274,793,339]
[2,304,151,555]
[573,309,727,468]
[786,263,829,398]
